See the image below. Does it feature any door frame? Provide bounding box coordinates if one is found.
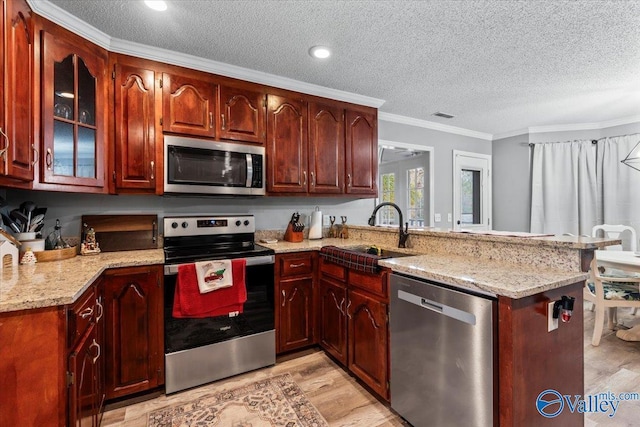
[452,150,492,231]
[378,139,434,228]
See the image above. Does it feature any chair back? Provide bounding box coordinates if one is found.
[591,224,638,252]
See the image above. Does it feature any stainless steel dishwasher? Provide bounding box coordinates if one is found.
[390,273,496,427]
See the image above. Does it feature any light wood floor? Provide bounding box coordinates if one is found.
[102,307,640,426]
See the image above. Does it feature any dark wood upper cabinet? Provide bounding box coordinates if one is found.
[345,109,378,195]
[308,101,344,194]
[0,0,34,181]
[41,30,107,189]
[113,63,159,192]
[162,72,216,138]
[266,94,308,193]
[218,84,266,144]
[103,266,164,400]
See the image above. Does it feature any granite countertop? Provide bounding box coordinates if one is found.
[0,249,164,313]
[378,254,588,299]
[258,237,417,255]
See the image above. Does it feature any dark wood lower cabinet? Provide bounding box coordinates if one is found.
[318,258,390,400]
[347,288,389,400]
[68,323,101,427]
[103,265,164,400]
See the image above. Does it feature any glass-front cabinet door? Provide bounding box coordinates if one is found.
[41,31,105,188]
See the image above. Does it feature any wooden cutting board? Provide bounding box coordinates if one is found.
[81,214,158,252]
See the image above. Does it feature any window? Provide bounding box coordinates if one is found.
[380,173,396,225]
[407,167,424,227]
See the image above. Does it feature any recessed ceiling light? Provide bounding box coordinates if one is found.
[144,1,168,11]
[309,46,331,59]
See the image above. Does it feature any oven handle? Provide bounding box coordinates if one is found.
[164,255,275,276]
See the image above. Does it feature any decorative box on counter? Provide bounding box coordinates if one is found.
[81,214,158,252]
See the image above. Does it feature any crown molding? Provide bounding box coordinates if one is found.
[27,0,385,109]
[494,114,640,140]
[378,112,493,141]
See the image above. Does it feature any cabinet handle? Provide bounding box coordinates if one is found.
[332,294,344,315]
[311,171,315,187]
[303,171,307,186]
[31,144,38,166]
[90,339,100,364]
[96,300,103,322]
[150,160,155,180]
[0,127,9,164]
[79,307,93,319]
[221,114,226,130]
[289,263,305,268]
[346,299,352,319]
[209,112,213,129]
[46,148,53,170]
[347,174,352,187]
[281,289,286,307]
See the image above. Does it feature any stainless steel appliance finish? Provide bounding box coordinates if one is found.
[163,215,275,394]
[390,273,496,427]
[164,135,265,196]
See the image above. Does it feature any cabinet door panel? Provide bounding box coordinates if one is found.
[104,266,163,399]
[318,278,347,365]
[114,64,157,190]
[219,85,265,144]
[347,289,388,399]
[278,278,314,353]
[68,324,99,427]
[309,102,344,194]
[345,109,377,195]
[41,31,106,188]
[266,95,307,193]
[2,0,33,180]
[162,73,216,138]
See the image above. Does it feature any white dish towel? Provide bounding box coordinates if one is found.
[194,259,233,293]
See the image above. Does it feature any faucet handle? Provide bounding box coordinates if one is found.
[404,222,409,233]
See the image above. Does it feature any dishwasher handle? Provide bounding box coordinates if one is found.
[397,289,476,326]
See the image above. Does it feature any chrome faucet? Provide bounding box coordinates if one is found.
[367,202,409,248]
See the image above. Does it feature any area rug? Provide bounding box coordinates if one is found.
[147,373,329,426]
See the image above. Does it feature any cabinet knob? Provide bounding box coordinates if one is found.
[31,144,39,166]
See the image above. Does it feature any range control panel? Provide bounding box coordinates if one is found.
[163,215,255,237]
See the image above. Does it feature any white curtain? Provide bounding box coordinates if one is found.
[597,135,640,247]
[530,140,599,235]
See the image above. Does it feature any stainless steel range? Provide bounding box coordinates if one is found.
[163,215,275,394]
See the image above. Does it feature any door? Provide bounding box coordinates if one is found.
[308,101,344,194]
[266,94,307,193]
[345,109,377,195]
[218,84,266,144]
[41,31,106,188]
[1,0,34,181]
[453,150,492,231]
[162,72,216,138]
[347,288,389,400]
[318,278,347,365]
[278,278,314,352]
[103,266,163,399]
[68,323,100,427]
[113,63,158,192]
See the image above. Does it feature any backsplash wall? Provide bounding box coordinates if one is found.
[4,189,376,240]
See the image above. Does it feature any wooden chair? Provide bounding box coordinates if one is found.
[584,255,640,345]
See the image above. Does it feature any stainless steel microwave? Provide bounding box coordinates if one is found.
[163,135,265,196]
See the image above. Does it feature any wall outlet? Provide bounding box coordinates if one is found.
[547,301,558,332]
[447,213,452,222]
[434,213,441,222]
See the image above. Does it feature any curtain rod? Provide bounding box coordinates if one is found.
[527,139,598,147]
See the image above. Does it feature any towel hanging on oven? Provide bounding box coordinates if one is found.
[195,259,233,293]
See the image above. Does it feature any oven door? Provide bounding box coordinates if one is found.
[163,135,265,196]
[164,255,274,354]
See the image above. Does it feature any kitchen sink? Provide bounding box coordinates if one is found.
[347,245,415,259]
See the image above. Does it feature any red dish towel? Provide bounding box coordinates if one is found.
[172,258,247,318]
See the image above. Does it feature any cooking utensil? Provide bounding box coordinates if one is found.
[1,213,21,233]
[20,201,36,231]
[29,214,45,232]
[10,209,28,232]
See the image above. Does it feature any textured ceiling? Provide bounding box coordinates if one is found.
[45,0,640,137]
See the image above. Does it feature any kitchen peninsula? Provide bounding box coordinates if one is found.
[1,228,616,426]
